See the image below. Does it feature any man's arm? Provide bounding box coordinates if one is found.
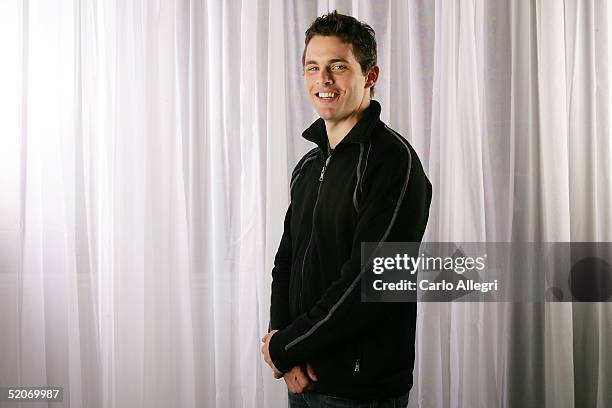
[269,205,293,331]
[270,148,319,331]
[268,147,431,373]
[266,178,320,391]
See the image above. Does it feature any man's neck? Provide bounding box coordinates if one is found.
[324,98,371,149]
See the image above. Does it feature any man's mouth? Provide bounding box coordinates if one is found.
[315,92,340,103]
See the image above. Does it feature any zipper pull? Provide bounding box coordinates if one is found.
[319,155,331,182]
[354,359,360,372]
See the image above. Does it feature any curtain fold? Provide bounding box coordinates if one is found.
[1,0,611,407]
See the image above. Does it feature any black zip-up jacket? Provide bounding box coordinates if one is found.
[269,100,432,400]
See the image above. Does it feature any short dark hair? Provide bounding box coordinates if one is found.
[302,10,378,96]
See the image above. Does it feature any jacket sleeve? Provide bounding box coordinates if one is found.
[269,148,320,332]
[269,205,293,331]
[269,149,430,373]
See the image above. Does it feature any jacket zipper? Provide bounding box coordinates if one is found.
[299,150,332,311]
[319,154,331,181]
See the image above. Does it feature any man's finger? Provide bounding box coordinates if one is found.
[283,378,293,394]
[306,363,317,381]
[284,375,298,394]
[294,369,310,390]
[284,367,311,394]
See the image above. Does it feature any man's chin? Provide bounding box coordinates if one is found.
[314,109,337,121]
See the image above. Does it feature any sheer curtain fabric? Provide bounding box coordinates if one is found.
[1,0,611,407]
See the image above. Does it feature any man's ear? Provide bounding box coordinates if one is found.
[365,65,379,89]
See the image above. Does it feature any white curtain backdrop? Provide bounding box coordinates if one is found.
[1,0,611,407]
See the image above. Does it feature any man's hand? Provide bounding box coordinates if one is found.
[261,330,282,378]
[284,363,318,394]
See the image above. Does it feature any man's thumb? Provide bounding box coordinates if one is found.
[306,363,317,381]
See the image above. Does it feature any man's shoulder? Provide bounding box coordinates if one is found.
[369,123,415,167]
[368,123,431,187]
[290,147,320,182]
[294,147,320,169]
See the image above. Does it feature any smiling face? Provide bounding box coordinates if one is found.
[303,35,378,126]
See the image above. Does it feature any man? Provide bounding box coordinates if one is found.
[261,11,432,407]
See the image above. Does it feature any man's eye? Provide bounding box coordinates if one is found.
[307,66,319,71]
[332,65,347,70]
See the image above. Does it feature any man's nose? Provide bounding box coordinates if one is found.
[316,68,333,85]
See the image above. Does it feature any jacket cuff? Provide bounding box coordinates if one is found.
[268,330,296,373]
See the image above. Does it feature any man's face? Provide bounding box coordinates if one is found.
[303,35,375,124]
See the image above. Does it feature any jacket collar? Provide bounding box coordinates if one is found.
[302,100,382,152]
